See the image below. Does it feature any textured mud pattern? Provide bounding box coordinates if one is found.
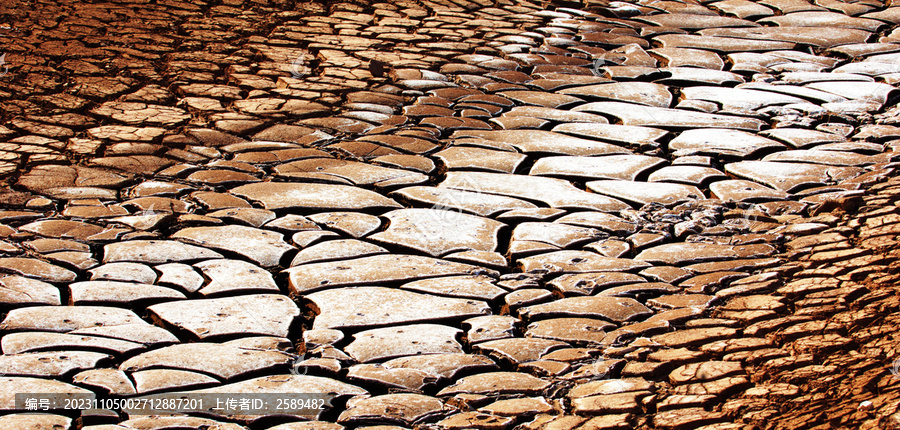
[2,0,900,429]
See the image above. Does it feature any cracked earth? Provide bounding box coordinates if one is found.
[2,0,900,429]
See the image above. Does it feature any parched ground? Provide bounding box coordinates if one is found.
[1,0,900,429]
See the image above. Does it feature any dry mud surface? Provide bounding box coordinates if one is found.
[1,0,900,428]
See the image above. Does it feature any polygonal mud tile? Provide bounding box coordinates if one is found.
[554,212,639,236]
[103,240,224,264]
[652,327,739,348]
[0,413,72,429]
[530,155,666,181]
[291,231,341,249]
[68,323,178,347]
[24,239,89,254]
[500,106,610,123]
[382,354,499,381]
[652,407,726,429]
[572,102,766,131]
[291,239,388,266]
[511,223,604,249]
[0,351,110,377]
[306,287,490,330]
[680,86,805,111]
[44,251,98,272]
[708,180,790,201]
[0,376,94,410]
[401,275,507,301]
[600,282,681,298]
[569,378,654,398]
[497,208,567,223]
[121,342,291,380]
[586,239,633,259]
[518,296,652,323]
[635,243,775,265]
[121,196,191,213]
[231,182,401,211]
[434,147,527,173]
[345,324,464,363]
[547,272,646,296]
[668,129,786,158]
[131,368,219,394]
[390,186,538,217]
[762,150,886,166]
[171,225,294,267]
[478,397,554,419]
[648,166,728,186]
[559,82,673,107]
[73,368,136,396]
[264,214,321,233]
[570,388,649,414]
[449,130,632,156]
[517,251,650,276]
[806,81,898,107]
[0,258,76,283]
[700,26,867,49]
[307,212,382,238]
[88,262,158,284]
[505,289,553,310]
[148,294,299,340]
[586,181,704,206]
[525,318,616,345]
[285,254,496,295]
[207,208,277,228]
[186,169,258,186]
[0,276,60,306]
[373,154,436,174]
[437,372,551,396]
[638,13,758,29]
[725,161,863,192]
[441,171,629,212]
[194,259,279,296]
[761,11,884,31]
[650,48,725,70]
[110,212,175,231]
[551,123,669,148]
[437,412,515,430]
[370,209,506,256]
[647,294,717,310]
[736,83,848,105]
[275,159,429,189]
[338,393,447,427]
[155,263,205,293]
[0,306,145,332]
[68,280,185,306]
[498,90,582,108]
[669,361,745,384]
[345,364,439,391]
[476,338,569,364]
[463,315,519,344]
